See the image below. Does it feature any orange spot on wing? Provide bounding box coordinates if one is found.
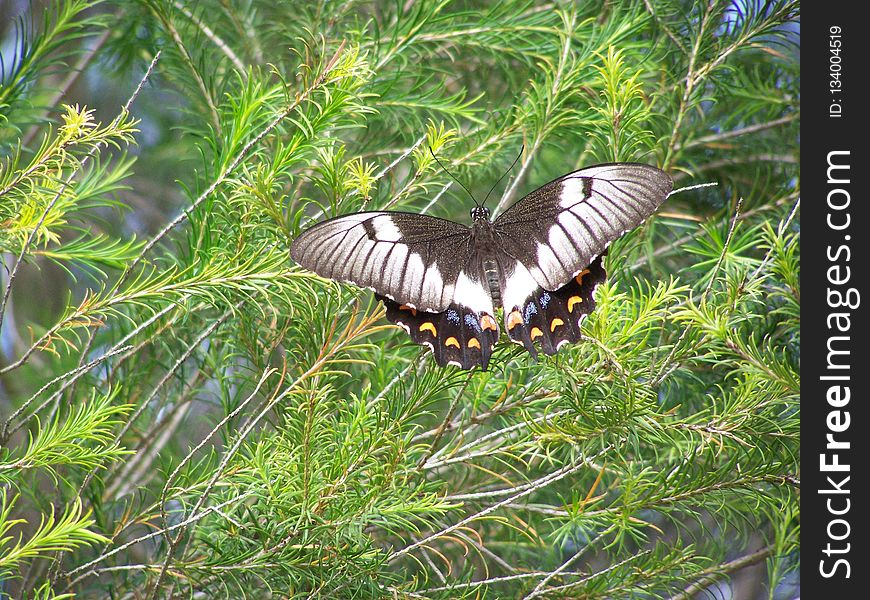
[468,338,481,350]
[420,322,437,335]
[568,296,583,312]
[530,327,543,340]
[575,268,591,285]
[480,314,498,331]
[507,310,523,330]
[445,336,460,348]
[399,304,417,316]
[550,318,565,332]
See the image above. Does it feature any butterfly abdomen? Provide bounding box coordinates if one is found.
[471,222,503,305]
[483,258,501,304]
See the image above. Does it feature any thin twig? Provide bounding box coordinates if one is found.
[111,382,197,497]
[523,529,612,599]
[642,0,687,54]
[420,571,585,594]
[63,490,256,585]
[422,407,570,471]
[390,444,614,562]
[630,191,797,273]
[154,367,276,505]
[745,198,800,285]
[421,181,453,214]
[662,2,716,170]
[154,7,223,134]
[172,0,247,75]
[375,133,428,181]
[416,374,473,469]
[676,114,798,150]
[539,549,653,596]
[666,545,774,600]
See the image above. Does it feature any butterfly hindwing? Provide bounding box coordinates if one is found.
[503,255,606,356]
[380,295,500,370]
[290,211,471,312]
[494,163,671,292]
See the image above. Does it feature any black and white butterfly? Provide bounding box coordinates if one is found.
[290,162,672,370]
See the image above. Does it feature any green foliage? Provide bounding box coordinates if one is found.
[0,0,106,125]
[0,104,139,259]
[0,491,107,584]
[1,0,799,598]
[0,387,131,483]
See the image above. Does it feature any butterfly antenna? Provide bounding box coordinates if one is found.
[482,145,524,207]
[429,146,477,205]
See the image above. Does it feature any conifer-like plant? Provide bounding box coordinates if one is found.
[1,1,799,598]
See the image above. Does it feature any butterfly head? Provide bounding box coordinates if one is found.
[470,206,490,222]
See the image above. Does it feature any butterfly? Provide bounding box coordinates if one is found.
[290,162,672,370]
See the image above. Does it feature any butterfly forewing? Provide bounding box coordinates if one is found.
[493,163,672,292]
[290,211,471,312]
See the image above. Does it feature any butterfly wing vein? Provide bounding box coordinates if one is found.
[291,212,472,312]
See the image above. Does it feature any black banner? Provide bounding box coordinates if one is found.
[803,3,867,596]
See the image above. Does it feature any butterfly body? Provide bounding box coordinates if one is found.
[467,210,502,303]
[291,162,672,370]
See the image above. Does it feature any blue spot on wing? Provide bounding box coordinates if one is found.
[540,292,551,308]
[447,309,460,324]
[464,313,482,333]
[524,302,538,323]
